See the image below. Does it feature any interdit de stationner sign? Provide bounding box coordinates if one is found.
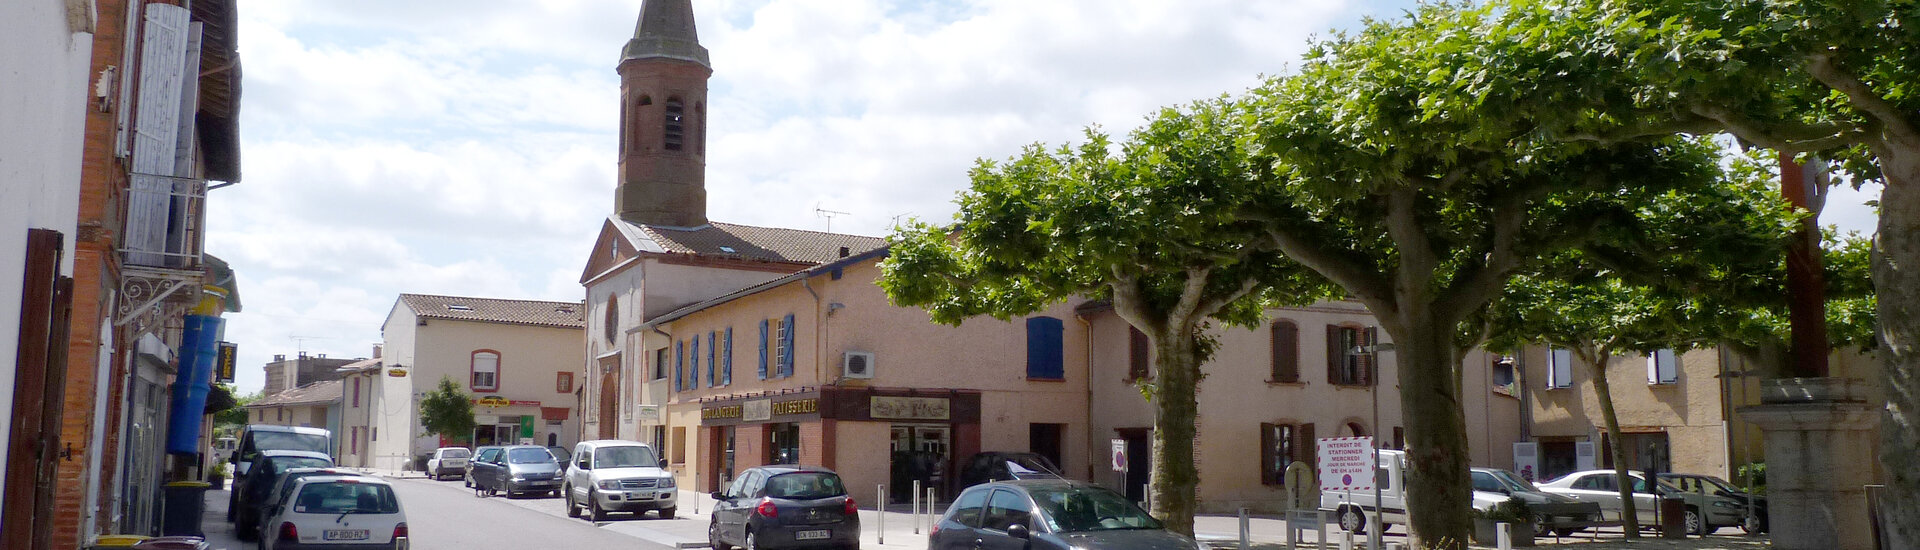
[1317,436,1375,492]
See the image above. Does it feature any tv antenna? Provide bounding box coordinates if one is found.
[815,204,850,232]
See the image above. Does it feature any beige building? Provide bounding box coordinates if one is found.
[1080,300,1524,513]
[1519,346,1884,483]
[366,294,585,471]
[336,357,382,467]
[242,381,343,456]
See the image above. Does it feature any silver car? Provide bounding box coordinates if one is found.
[1537,469,1743,534]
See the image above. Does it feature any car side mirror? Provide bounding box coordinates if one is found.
[1006,523,1031,540]
[577,460,591,470]
[710,491,727,501]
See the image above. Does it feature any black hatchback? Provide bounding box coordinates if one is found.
[931,480,1200,550]
[709,465,859,550]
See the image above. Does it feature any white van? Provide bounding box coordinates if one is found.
[1319,449,1408,532]
[1318,449,1604,535]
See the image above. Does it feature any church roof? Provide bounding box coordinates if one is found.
[622,0,709,67]
[611,217,887,266]
[397,294,586,329]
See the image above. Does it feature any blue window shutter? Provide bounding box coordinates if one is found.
[707,332,717,387]
[1026,316,1065,379]
[723,327,733,386]
[758,319,769,380]
[691,337,701,388]
[779,313,796,378]
[674,340,684,392]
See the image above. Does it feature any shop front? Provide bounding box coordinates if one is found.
[464,396,548,447]
[697,388,981,497]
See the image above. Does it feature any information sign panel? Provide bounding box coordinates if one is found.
[1317,436,1375,492]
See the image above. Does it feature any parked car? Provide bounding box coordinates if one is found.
[464,446,504,489]
[251,467,370,541]
[472,445,566,498]
[1470,467,1604,537]
[1537,469,1744,535]
[955,452,1063,493]
[931,479,1196,550]
[1659,473,1766,534]
[427,447,472,481]
[709,466,859,550]
[563,440,677,521]
[547,446,572,464]
[232,450,335,540]
[261,475,408,550]
[228,425,332,521]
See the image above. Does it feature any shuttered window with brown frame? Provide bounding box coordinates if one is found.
[1128,326,1150,380]
[1270,320,1298,382]
[1356,327,1374,386]
[1296,423,1317,469]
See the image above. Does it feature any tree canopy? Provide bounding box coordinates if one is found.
[419,376,475,443]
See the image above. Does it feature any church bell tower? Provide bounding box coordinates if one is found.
[615,0,711,227]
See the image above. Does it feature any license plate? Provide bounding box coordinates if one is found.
[795,530,830,540]
[325,529,370,541]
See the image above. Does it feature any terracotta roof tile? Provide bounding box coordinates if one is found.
[247,380,343,408]
[399,294,586,329]
[614,217,885,265]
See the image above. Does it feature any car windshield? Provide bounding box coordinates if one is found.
[764,473,846,499]
[292,481,399,515]
[1489,470,1542,493]
[1030,487,1162,533]
[507,447,556,464]
[272,457,333,475]
[1692,475,1741,493]
[254,431,330,454]
[441,448,471,459]
[593,446,656,469]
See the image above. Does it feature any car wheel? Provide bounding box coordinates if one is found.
[565,485,580,518]
[745,530,759,550]
[709,519,730,550]
[589,491,606,522]
[227,494,238,522]
[659,507,676,519]
[1685,508,1704,536]
[236,516,255,541]
[1740,513,1763,535]
[1338,506,1366,533]
[464,474,472,488]
[1554,528,1580,537]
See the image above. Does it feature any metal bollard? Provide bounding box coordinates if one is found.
[877,485,886,545]
[1340,528,1353,550]
[1369,513,1381,550]
[1386,544,1402,550]
[912,480,921,534]
[1496,522,1512,550]
[1238,508,1250,550]
[927,487,938,531]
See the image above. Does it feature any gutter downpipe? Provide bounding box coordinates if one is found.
[802,278,824,381]
[1075,311,1095,481]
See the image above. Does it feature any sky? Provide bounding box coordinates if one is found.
[210,0,1882,396]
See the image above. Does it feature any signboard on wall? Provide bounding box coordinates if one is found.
[1317,436,1375,492]
[637,405,661,422]
[870,396,949,420]
[214,342,237,383]
[743,399,772,422]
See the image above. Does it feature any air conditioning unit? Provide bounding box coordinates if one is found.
[843,352,875,379]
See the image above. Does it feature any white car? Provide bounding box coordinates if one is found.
[426,447,471,481]
[563,440,677,521]
[262,475,409,549]
[1536,469,1742,535]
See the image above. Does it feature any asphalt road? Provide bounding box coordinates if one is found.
[386,475,680,550]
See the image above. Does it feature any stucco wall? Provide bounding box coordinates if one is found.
[834,420,892,504]
[408,316,582,454]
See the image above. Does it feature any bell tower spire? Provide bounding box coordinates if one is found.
[615,0,712,227]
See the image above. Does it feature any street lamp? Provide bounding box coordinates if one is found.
[1353,329,1393,550]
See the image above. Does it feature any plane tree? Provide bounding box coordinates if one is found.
[879,98,1340,535]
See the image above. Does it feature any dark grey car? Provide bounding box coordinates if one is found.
[931,480,1199,550]
[473,445,565,498]
[709,466,859,550]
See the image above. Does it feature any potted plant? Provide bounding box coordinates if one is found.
[1471,497,1535,546]
[207,461,229,490]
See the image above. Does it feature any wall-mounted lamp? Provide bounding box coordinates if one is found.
[827,302,846,315]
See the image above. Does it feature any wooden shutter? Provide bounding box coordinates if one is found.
[778,313,795,377]
[722,327,732,385]
[1357,328,1374,386]
[1326,325,1342,385]
[1271,321,1298,382]
[1298,423,1317,469]
[758,319,769,380]
[674,340,684,391]
[1260,423,1278,485]
[1026,317,1065,380]
[1128,327,1149,380]
[2,230,71,550]
[706,332,716,387]
[690,336,700,387]
[126,4,193,266]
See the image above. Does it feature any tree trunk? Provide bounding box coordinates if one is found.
[1148,331,1202,536]
[1872,146,1920,550]
[1585,350,1639,536]
[1389,320,1472,550]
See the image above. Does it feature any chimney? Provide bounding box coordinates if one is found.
[298,351,308,359]
[317,353,326,359]
[273,354,285,362]
[373,344,383,359]
[838,246,850,258]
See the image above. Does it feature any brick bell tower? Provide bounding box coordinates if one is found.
[615,0,711,227]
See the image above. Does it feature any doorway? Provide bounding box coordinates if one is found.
[1029,423,1064,469]
[890,424,950,501]
[598,356,620,439]
[1117,428,1151,503]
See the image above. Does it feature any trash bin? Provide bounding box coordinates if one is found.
[91,534,151,548]
[1659,495,1688,538]
[132,536,210,550]
[161,481,212,537]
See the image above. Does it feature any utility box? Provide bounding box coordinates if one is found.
[1659,496,1688,538]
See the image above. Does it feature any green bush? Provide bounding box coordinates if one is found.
[1737,462,1766,495]
[1473,497,1533,523]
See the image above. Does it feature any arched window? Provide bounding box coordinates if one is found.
[472,351,500,392]
[694,102,705,156]
[629,95,652,153]
[1344,421,1368,437]
[663,98,685,151]
[604,295,619,344]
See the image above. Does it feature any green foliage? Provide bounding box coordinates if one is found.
[1473,497,1533,524]
[212,385,255,428]
[418,376,475,442]
[1737,461,1767,495]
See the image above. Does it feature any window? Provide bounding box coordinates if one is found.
[1026,316,1065,380]
[556,372,574,393]
[351,378,360,408]
[707,331,717,387]
[1270,320,1299,382]
[674,340,685,392]
[471,351,500,391]
[1127,326,1150,380]
[1392,427,1405,450]
[721,327,733,386]
[1259,422,1315,485]
[777,314,795,378]
[949,489,990,528]
[691,336,701,388]
[1647,349,1679,384]
[1544,348,1574,388]
[768,422,801,464]
[1326,325,1370,386]
[664,99,685,151]
[983,489,1034,532]
[277,408,284,422]
[604,295,619,344]
[1492,357,1515,388]
[654,348,668,380]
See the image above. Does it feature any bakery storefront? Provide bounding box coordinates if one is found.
[697,387,981,498]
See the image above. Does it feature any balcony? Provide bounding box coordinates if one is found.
[117,172,206,335]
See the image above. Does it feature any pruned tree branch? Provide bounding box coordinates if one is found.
[1804,50,1920,142]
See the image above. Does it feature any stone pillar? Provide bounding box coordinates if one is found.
[1736,378,1878,550]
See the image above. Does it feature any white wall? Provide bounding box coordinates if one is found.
[371,304,421,471]
[0,0,94,529]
